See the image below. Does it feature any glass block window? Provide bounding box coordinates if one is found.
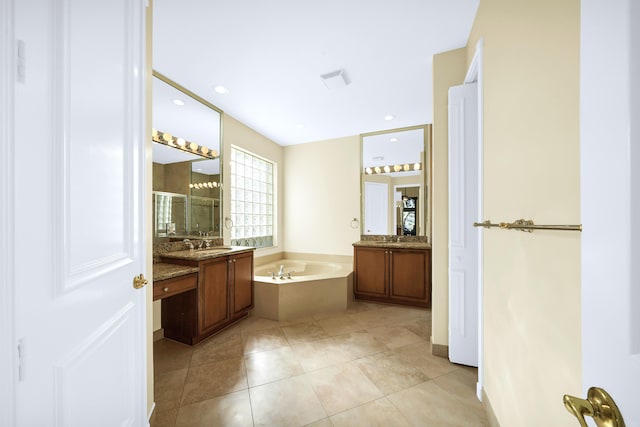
[230,146,274,248]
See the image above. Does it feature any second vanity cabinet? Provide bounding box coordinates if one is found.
[354,244,431,308]
[160,249,254,345]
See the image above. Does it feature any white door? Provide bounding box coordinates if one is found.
[364,181,388,234]
[580,0,640,424]
[13,1,148,426]
[448,83,479,367]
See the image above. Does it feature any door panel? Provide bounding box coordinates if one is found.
[364,181,388,234]
[14,0,147,424]
[448,83,479,367]
[389,250,427,301]
[232,252,254,315]
[200,258,229,333]
[354,247,387,297]
[581,0,639,423]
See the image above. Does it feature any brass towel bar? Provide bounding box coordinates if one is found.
[473,219,582,233]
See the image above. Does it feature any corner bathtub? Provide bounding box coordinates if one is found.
[253,259,353,321]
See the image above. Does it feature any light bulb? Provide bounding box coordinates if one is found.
[384,165,391,173]
[177,138,186,147]
[394,165,401,172]
[365,167,372,175]
[162,132,172,142]
[414,163,421,171]
[190,142,198,151]
[403,164,410,171]
[374,166,381,174]
[201,146,209,155]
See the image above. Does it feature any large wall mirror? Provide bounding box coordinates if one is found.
[152,71,223,239]
[361,125,431,239]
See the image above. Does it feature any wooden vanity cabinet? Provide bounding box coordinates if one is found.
[229,251,254,318]
[160,250,254,345]
[354,246,431,308]
[198,257,230,336]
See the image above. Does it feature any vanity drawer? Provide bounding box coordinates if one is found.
[153,273,197,301]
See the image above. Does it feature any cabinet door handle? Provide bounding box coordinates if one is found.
[228,260,232,264]
[233,259,236,263]
[163,287,169,292]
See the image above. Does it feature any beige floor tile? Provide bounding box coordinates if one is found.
[250,375,327,427]
[150,408,178,427]
[282,321,331,344]
[433,367,481,406]
[356,351,429,395]
[181,357,248,406]
[315,314,366,337]
[154,339,193,375]
[330,398,411,427]
[279,315,316,326]
[366,325,425,349]
[154,368,188,412]
[309,362,384,415]
[242,326,290,355]
[388,381,489,426]
[245,346,305,387]
[347,308,399,328]
[238,315,281,334]
[303,418,334,427]
[329,331,388,358]
[397,317,431,340]
[393,341,459,379]
[175,390,253,427]
[345,301,384,314]
[292,337,357,372]
[190,330,244,366]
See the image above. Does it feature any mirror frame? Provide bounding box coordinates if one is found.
[152,70,224,239]
[360,124,432,240]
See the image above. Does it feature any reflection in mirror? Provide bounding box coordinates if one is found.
[152,72,222,238]
[361,125,431,239]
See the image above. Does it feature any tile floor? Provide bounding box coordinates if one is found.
[150,302,489,427]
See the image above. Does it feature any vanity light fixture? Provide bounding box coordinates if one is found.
[365,162,422,175]
[152,128,219,160]
[190,181,221,189]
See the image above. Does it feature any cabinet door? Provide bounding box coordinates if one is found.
[389,249,429,306]
[231,251,254,316]
[354,247,387,297]
[199,257,229,334]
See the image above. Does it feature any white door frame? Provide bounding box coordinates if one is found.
[0,0,16,425]
[463,38,484,400]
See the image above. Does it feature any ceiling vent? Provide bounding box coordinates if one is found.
[320,69,351,90]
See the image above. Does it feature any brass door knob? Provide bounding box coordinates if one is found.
[563,387,625,427]
[133,274,148,289]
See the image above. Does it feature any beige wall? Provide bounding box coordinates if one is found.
[432,47,467,348]
[283,136,361,256]
[466,0,581,425]
[222,114,285,258]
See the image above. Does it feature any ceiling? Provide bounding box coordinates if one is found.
[152,0,479,147]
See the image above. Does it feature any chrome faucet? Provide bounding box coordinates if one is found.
[278,265,284,277]
[183,239,194,250]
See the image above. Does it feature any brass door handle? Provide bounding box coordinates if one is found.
[563,387,625,427]
[133,274,148,289]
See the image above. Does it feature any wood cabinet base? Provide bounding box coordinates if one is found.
[353,246,431,308]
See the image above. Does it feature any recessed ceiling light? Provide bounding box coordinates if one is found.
[390,138,398,142]
[172,99,185,106]
[214,85,229,95]
[384,115,395,121]
[296,124,305,129]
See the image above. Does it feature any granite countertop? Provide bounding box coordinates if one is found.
[159,246,255,262]
[353,240,431,249]
[153,263,200,282]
